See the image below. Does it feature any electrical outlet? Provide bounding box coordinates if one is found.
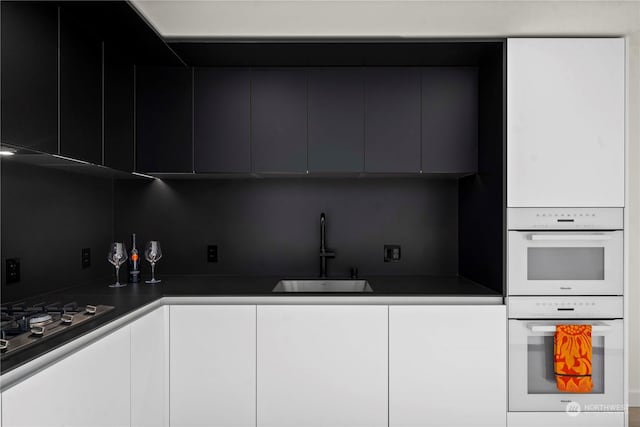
[82,248,91,269]
[384,245,401,262]
[6,258,20,284]
[207,245,218,263]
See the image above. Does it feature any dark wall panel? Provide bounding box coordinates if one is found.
[459,49,505,295]
[114,178,458,277]
[1,161,113,302]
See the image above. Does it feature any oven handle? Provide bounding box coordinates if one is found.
[530,234,612,241]
[529,324,612,332]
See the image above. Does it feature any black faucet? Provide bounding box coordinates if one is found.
[319,213,335,278]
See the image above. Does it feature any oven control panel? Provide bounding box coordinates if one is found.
[508,296,623,319]
[508,207,623,230]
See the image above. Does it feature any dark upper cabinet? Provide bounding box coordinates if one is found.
[194,68,251,173]
[136,66,193,173]
[59,6,103,164]
[0,1,58,153]
[421,67,478,173]
[364,68,421,173]
[103,43,134,172]
[251,69,307,173]
[308,69,364,173]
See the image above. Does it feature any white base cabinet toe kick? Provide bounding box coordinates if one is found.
[507,412,625,427]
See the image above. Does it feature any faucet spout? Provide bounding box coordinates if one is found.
[320,213,326,251]
[319,212,335,278]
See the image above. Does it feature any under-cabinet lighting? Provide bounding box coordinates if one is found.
[0,150,16,156]
[52,154,90,165]
[131,172,156,179]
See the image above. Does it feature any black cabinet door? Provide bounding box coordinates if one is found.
[251,69,307,173]
[0,1,58,153]
[136,66,193,173]
[194,68,251,173]
[59,7,103,164]
[422,67,478,173]
[364,68,421,173]
[103,43,134,172]
[308,68,364,173]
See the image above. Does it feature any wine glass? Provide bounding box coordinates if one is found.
[107,242,128,288]
[144,241,162,284]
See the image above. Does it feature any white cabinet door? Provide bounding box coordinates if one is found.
[170,305,256,427]
[2,326,131,427]
[257,305,388,427]
[131,307,169,427]
[507,38,625,207]
[389,305,506,427]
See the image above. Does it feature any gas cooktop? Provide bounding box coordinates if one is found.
[0,301,114,357]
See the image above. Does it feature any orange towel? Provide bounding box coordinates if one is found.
[554,324,593,393]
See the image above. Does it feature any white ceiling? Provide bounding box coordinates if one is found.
[131,0,640,38]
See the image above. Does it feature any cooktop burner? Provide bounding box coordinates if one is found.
[0,301,114,357]
[29,313,53,327]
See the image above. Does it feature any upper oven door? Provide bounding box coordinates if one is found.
[508,231,623,296]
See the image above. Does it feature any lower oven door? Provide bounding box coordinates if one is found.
[508,319,624,412]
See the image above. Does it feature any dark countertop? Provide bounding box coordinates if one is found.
[0,275,502,375]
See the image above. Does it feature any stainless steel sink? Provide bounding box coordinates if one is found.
[272,280,373,293]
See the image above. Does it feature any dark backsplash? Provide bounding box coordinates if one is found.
[114,177,459,278]
[1,164,483,298]
[1,161,113,302]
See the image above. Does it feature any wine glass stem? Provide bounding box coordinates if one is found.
[151,263,156,281]
[115,265,120,285]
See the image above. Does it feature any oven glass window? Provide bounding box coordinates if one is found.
[527,248,605,280]
[527,335,605,394]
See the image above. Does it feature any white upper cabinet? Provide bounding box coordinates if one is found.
[507,38,625,207]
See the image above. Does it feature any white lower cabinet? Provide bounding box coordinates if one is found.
[389,305,507,427]
[1,303,510,427]
[131,307,169,427]
[257,305,388,427]
[169,305,256,427]
[2,325,131,427]
[507,412,624,427]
